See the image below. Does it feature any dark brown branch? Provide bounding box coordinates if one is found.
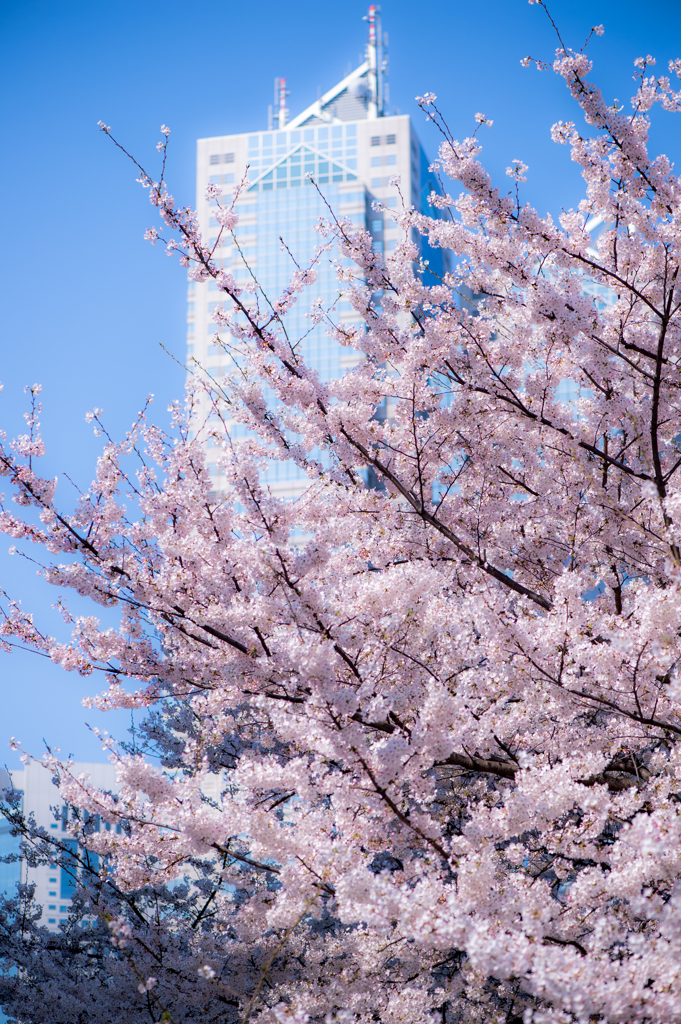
[436,750,651,793]
[436,752,517,779]
[338,424,553,612]
[543,935,587,957]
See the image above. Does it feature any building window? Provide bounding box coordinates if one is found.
[60,839,78,899]
[371,136,380,146]
[209,153,235,165]
[338,192,365,206]
[370,156,382,168]
[385,154,397,166]
[386,134,396,145]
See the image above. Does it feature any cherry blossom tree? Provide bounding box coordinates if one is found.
[2,10,681,1023]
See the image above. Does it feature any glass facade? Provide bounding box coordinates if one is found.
[60,838,78,899]
[192,57,450,497]
[208,180,362,492]
[0,822,21,898]
[246,124,358,183]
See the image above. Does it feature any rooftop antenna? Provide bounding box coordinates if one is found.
[274,76,289,129]
[363,4,384,119]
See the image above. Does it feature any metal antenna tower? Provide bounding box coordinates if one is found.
[274,76,289,129]
[364,4,385,118]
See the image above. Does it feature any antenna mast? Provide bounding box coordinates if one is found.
[274,76,289,129]
[365,5,384,119]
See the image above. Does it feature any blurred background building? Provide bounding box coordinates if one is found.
[0,762,118,932]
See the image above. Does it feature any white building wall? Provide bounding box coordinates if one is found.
[2,761,118,932]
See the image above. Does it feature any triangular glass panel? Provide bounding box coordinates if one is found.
[249,145,356,191]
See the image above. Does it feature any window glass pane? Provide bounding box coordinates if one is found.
[60,839,78,899]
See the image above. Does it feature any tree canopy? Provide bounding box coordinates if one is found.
[2,17,681,1024]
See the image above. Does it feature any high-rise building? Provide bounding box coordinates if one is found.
[0,762,118,933]
[187,6,449,498]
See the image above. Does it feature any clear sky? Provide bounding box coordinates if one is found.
[0,0,679,768]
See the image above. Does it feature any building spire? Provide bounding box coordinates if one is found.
[275,77,289,129]
[286,6,389,128]
[364,4,386,118]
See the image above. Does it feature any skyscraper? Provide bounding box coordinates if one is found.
[0,762,119,933]
[188,6,448,498]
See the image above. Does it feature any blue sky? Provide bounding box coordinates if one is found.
[0,0,679,767]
